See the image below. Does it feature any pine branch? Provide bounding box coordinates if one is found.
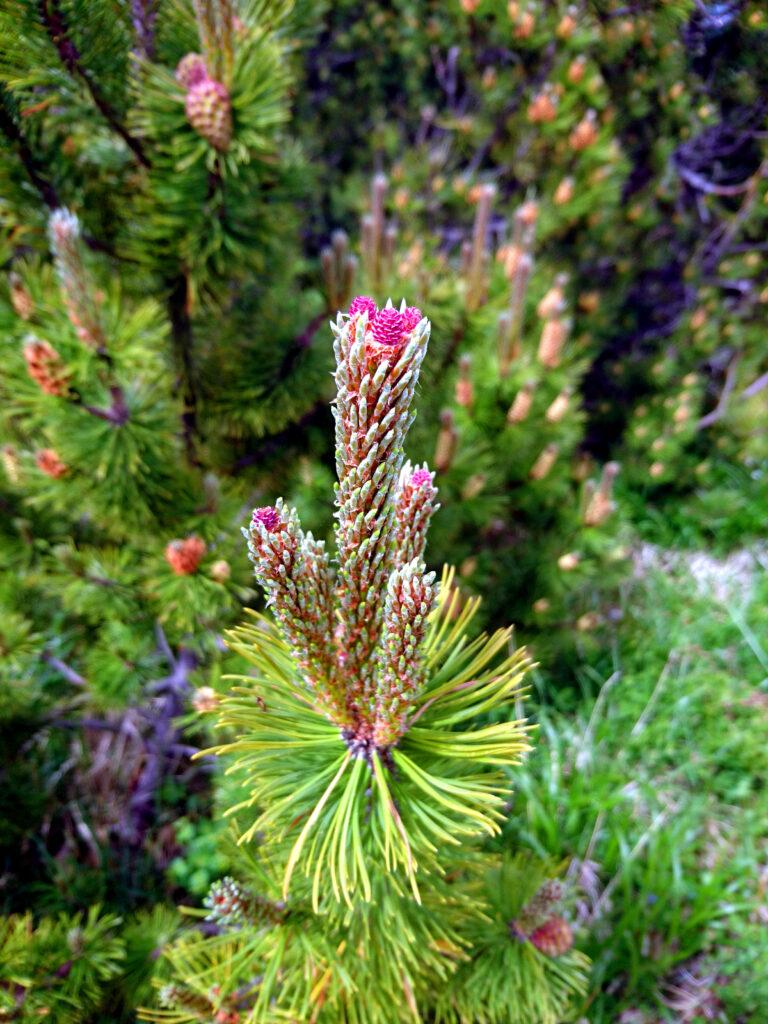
[83,386,131,425]
[38,0,150,168]
[167,274,200,466]
[696,352,741,429]
[743,370,768,398]
[0,89,60,208]
[0,93,130,259]
[42,651,87,686]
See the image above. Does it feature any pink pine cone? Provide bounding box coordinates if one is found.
[410,468,433,489]
[530,916,573,957]
[348,296,378,320]
[185,77,232,151]
[401,306,422,333]
[35,448,69,479]
[371,306,406,348]
[252,506,281,532]
[165,536,206,575]
[175,53,208,89]
[23,338,70,397]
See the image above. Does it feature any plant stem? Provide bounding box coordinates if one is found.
[38,0,150,168]
[167,274,200,466]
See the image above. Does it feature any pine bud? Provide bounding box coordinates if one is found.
[35,448,69,479]
[462,473,486,500]
[530,916,573,957]
[9,272,34,320]
[569,110,599,151]
[572,453,593,481]
[165,536,206,575]
[465,183,495,312]
[322,230,355,310]
[372,559,437,747]
[514,9,535,38]
[545,389,571,424]
[434,409,458,472]
[500,219,534,374]
[49,209,106,350]
[507,381,536,424]
[497,311,521,373]
[23,336,70,396]
[538,317,570,368]
[578,291,600,314]
[210,558,231,582]
[481,66,497,89]
[516,878,565,933]
[556,8,577,38]
[583,462,619,526]
[204,876,285,928]
[554,176,575,205]
[537,275,568,320]
[527,87,557,124]
[333,299,431,723]
[576,612,600,631]
[185,77,232,151]
[1,445,21,484]
[518,200,539,228]
[192,686,219,713]
[175,52,208,88]
[392,462,439,567]
[455,354,474,408]
[460,556,477,578]
[558,552,580,571]
[502,244,525,280]
[673,404,690,424]
[530,444,558,480]
[567,57,587,85]
[246,500,336,711]
[361,173,392,289]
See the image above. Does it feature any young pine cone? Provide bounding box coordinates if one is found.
[185,77,232,151]
[165,536,206,575]
[530,916,573,957]
[175,52,208,89]
[23,337,70,396]
[36,448,69,479]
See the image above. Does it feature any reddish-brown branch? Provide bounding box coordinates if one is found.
[38,0,150,168]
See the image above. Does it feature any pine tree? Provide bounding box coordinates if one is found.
[142,299,588,1022]
[0,0,333,936]
[0,905,180,1022]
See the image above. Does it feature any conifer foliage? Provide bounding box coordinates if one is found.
[0,0,328,988]
[143,301,587,1021]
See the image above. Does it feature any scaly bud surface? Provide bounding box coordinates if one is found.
[35,448,69,479]
[243,299,437,749]
[165,536,206,575]
[391,462,440,568]
[373,559,437,748]
[23,337,70,396]
[245,500,338,716]
[184,76,233,151]
[49,209,107,351]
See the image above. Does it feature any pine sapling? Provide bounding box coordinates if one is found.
[203,297,533,905]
